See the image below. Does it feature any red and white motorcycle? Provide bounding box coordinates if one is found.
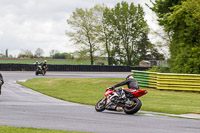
[95,88,147,114]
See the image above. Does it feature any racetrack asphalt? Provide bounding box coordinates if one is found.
[0,71,200,133]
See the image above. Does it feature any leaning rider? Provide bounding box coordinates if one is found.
[109,74,139,92]
[106,74,139,109]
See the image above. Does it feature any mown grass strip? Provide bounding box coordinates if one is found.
[19,78,200,114]
[0,60,92,65]
[0,59,108,65]
[0,125,85,133]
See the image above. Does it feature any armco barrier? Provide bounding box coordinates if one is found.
[0,63,150,72]
[131,70,157,88]
[132,70,200,92]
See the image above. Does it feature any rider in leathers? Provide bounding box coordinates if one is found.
[109,74,139,90]
[107,74,139,110]
[0,73,4,95]
[110,74,139,90]
[40,60,48,70]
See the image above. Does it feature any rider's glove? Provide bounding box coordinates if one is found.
[107,86,114,90]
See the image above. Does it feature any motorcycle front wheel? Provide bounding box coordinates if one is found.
[95,98,107,112]
[42,70,45,76]
[35,71,39,76]
[123,98,142,114]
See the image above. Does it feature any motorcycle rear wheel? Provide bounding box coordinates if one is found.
[123,98,142,114]
[95,98,107,112]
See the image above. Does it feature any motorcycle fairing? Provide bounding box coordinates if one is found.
[122,88,147,98]
[132,90,148,98]
[39,66,42,70]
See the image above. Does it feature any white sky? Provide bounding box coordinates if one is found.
[0,0,163,57]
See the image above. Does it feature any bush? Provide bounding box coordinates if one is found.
[147,67,170,73]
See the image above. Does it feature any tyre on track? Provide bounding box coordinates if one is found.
[123,98,142,114]
[95,98,107,112]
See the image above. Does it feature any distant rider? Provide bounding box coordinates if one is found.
[40,60,48,70]
[35,61,39,68]
[0,73,4,95]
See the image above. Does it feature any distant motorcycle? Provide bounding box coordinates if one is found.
[95,88,147,114]
[35,65,47,76]
[0,73,4,95]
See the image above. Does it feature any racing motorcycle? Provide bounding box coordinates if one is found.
[35,65,47,76]
[95,88,147,114]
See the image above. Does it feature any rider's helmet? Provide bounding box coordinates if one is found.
[126,74,134,80]
[44,60,47,63]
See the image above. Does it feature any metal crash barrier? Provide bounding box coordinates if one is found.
[0,63,150,72]
[132,70,200,92]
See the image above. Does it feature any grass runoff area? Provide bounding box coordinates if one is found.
[19,78,200,115]
[0,125,84,133]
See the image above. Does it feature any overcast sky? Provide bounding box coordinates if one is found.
[0,0,158,57]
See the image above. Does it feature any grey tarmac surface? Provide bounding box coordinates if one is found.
[0,71,200,133]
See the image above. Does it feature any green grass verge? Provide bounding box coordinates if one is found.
[0,125,84,133]
[0,60,108,65]
[19,78,200,114]
[0,60,92,65]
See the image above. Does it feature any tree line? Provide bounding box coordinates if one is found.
[17,48,74,59]
[66,1,165,66]
[1,48,106,62]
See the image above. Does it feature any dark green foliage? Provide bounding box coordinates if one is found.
[146,48,165,60]
[150,0,185,25]
[18,54,34,59]
[52,53,73,59]
[151,0,200,74]
[148,67,170,73]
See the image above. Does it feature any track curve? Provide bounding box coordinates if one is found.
[0,71,199,133]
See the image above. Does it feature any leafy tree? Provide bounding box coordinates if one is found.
[138,32,165,61]
[102,2,149,66]
[35,48,44,58]
[51,52,73,59]
[146,47,165,60]
[50,50,59,58]
[67,3,162,66]
[101,7,121,65]
[150,0,185,26]
[73,50,89,61]
[52,53,64,59]
[18,50,33,58]
[66,7,101,65]
[90,5,117,65]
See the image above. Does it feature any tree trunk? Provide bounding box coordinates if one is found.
[105,42,112,65]
[89,41,94,65]
[89,45,94,65]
